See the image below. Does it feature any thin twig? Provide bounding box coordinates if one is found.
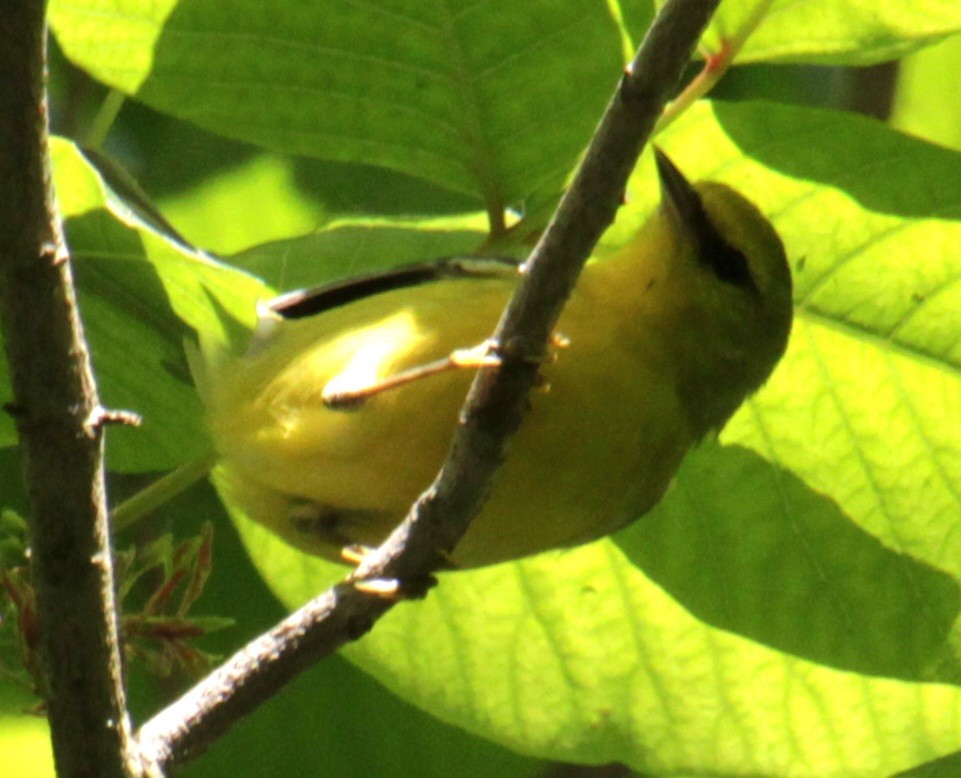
[136,0,721,768]
[655,0,775,134]
[0,7,141,778]
[82,88,126,150]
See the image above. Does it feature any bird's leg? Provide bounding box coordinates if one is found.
[323,333,569,409]
[449,340,505,370]
[322,340,502,409]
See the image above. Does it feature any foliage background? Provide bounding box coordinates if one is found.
[2,1,961,776]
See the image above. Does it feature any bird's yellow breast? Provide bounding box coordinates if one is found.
[207,269,691,567]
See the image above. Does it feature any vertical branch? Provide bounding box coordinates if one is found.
[0,4,138,777]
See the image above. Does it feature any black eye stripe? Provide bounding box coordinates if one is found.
[707,240,754,288]
[688,203,756,290]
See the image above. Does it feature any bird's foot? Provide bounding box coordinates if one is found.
[341,544,439,600]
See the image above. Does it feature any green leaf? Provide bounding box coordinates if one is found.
[236,515,961,776]
[48,0,624,208]
[703,0,961,65]
[623,442,961,682]
[40,139,269,471]
[228,214,490,290]
[228,100,961,775]
[156,154,327,255]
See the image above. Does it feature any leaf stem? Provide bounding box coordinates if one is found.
[111,456,218,534]
[83,88,125,151]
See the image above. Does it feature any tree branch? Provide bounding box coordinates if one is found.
[0,5,139,778]
[136,0,721,768]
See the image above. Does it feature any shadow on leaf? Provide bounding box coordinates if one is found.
[616,440,961,683]
[714,100,961,220]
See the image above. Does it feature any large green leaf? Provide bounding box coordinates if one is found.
[31,140,270,471]
[48,0,623,208]
[153,148,482,255]
[225,99,961,775]
[618,1,961,67]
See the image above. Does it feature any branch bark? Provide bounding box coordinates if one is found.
[0,5,139,777]
[136,0,721,768]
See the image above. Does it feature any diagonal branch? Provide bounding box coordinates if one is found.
[0,5,139,778]
[136,0,721,769]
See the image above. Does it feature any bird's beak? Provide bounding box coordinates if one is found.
[653,147,756,289]
[653,147,705,240]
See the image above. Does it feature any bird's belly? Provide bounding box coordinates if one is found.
[215,310,690,567]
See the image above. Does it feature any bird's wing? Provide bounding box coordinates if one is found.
[264,256,521,321]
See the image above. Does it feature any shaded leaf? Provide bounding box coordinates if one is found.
[229,216,490,290]
[26,139,270,470]
[49,0,623,207]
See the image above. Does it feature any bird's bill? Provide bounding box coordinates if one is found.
[653,147,705,237]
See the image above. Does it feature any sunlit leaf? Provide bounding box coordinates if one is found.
[892,33,961,151]
[705,0,961,65]
[231,100,961,775]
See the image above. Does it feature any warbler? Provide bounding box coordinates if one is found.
[192,150,793,568]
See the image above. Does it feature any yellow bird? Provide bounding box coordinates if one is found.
[192,150,793,569]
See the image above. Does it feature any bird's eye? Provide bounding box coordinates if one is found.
[706,241,755,289]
